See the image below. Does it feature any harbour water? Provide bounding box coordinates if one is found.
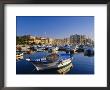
[16,51,94,74]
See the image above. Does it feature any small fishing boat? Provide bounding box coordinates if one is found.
[26,53,73,71]
[16,51,23,60]
[84,47,94,56]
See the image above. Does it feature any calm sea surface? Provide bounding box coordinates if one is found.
[16,51,94,74]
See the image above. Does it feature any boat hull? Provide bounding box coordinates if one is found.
[30,58,72,71]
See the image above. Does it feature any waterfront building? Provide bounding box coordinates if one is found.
[63,38,70,45]
[53,39,64,46]
[48,38,54,45]
[34,37,41,44]
[28,36,36,44]
[70,34,93,45]
[40,37,49,45]
[80,35,86,45]
[86,37,94,45]
[70,34,80,45]
[24,35,49,45]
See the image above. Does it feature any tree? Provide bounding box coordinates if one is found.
[16,35,30,45]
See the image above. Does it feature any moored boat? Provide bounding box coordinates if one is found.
[26,53,73,71]
[16,51,24,60]
[84,47,94,56]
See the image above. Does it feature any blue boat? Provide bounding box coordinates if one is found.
[26,53,73,71]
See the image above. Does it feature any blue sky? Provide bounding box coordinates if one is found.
[16,16,94,39]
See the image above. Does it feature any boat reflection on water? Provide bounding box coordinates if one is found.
[57,62,73,74]
[34,62,73,74]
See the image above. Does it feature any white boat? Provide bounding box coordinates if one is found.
[36,47,45,52]
[48,47,59,53]
[26,53,72,71]
[73,45,84,52]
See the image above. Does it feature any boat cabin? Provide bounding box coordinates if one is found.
[46,53,59,62]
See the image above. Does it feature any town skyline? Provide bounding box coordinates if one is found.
[16,16,94,40]
[17,34,94,46]
[17,33,93,41]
